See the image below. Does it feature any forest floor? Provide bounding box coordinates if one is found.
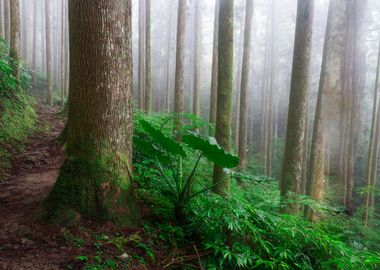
[0,105,168,270]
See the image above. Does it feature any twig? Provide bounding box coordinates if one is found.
[193,244,203,270]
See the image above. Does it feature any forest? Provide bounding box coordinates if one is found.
[0,0,380,269]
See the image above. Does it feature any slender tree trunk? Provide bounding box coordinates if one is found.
[209,0,219,134]
[280,0,314,214]
[45,0,53,106]
[60,0,65,107]
[173,0,188,134]
[237,0,254,170]
[32,0,38,86]
[4,0,10,42]
[144,0,152,113]
[138,0,145,110]
[364,40,380,227]
[9,0,20,80]
[212,0,234,196]
[165,0,173,113]
[192,0,200,117]
[0,0,4,38]
[45,0,139,225]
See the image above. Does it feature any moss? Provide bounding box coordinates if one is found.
[44,154,140,226]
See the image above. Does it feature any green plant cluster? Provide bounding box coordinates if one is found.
[133,112,380,270]
[0,39,37,180]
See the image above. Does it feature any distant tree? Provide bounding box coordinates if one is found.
[280,0,314,214]
[4,0,10,42]
[237,0,254,170]
[9,0,20,80]
[144,0,152,113]
[173,0,188,134]
[45,0,139,225]
[213,0,234,196]
[32,0,38,86]
[164,0,173,113]
[364,40,380,227]
[45,0,53,106]
[60,0,65,107]
[209,0,219,133]
[138,0,145,110]
[192,0,200,117]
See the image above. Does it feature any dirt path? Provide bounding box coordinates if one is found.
[0,105,67,270]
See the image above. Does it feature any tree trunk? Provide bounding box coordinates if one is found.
[165,0,173,113]
[45,0,53,106]
[9,0,20,80]
[32,0,38,86]
[237,0,253,170]
[212,0,234,196]
[144,0,152,113]
[138,0,145,110]
[280,0,314,214]
[173,0,188,134]
[209,0,219,134]
[4,0,10,42]
[44,0,139,225]
[192,0,200,117]
[60,0,66,107]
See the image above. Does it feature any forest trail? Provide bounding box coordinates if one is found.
[0,105,66,270]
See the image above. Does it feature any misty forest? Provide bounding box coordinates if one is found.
[1,0,380,269]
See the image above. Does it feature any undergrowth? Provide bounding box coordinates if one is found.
[0,39,37,180]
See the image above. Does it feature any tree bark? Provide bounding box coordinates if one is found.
[9,0,20,80]
[32,0,38,86]
[165,0,173,113]
[138,0,145,110]
[212,0,234,196]
[209,0,219,134]
[237,0,253,170]
[144,0,152,113]
[4,0,10,42]
[45,0,139,225]
[45,0,53,106]
[173,0,188,134]
[280,0,314,214]
[192,0,200,117]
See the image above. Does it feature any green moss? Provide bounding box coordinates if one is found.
[44,154,140,226]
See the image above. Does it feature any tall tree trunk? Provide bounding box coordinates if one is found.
[45,0,53,106]
[144,0,152,113]
[32,0,38,86]
[138,0,145,110]
[60,0,66,107]
[165,0,173,113]
[44,0,139,225]
[280,0,314,214]
[192,0,200,117]
[0,0,4,38]
[209,0,219,134]
[237,0,254,170]
[212,0,234,196]
[9,0,20,80]
[304,0,349,220]
[364,40,380,227]
[173,0,188,134]
[4,0,10,42]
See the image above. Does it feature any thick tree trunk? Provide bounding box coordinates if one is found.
[44,0,139,225]
[209,0,219,133]
[304,0,348,220]
[212,0,234,196]
[9,0,20,80]
[45,0,53,106]
[237,0,253,170]
[173,0,187,134]
[280,0,314,214]
[144,0,152,113]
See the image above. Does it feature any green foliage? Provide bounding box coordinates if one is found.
[0,39,37,180]
[135,116,239,222]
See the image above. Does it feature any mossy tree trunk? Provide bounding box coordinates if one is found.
[44,0,139,226]
[237,0,254,171]
[9,0,20,81]
[280,0,314,214]
[212,0,234,197]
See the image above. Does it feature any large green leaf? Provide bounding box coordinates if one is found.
[133,136,170,163]
[139,119,187,158]
[182,132,239,168]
